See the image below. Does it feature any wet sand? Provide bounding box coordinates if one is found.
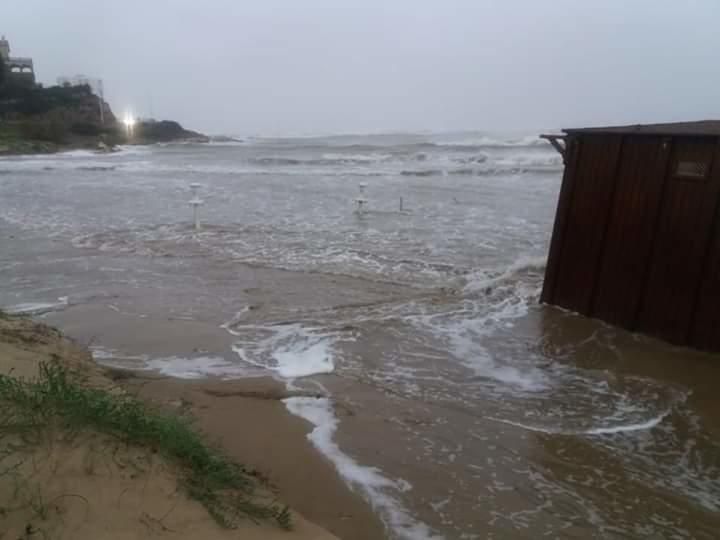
[28,256,720,540]
[318,311,720,538]
[0,315,347,540]
[118,374,387,540]
[3,136,720,538]
[40,285,397,539]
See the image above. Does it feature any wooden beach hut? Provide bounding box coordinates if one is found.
[541,121,720,352]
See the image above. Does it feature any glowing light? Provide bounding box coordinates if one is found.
[123,112,136,128]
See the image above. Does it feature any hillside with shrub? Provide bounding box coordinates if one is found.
[0,54,206,154]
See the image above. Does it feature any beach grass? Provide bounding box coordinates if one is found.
[0,359,291,530]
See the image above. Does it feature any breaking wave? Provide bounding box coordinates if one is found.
[400,166,561,177]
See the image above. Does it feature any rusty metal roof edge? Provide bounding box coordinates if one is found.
[561,120,720,137]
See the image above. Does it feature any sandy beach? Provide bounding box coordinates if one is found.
[0,313,384,539]
[2,137,720,539]
[4,0,720,535]
[119,375,387,540]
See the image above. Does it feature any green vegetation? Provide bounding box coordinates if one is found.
[0,70,123,150]
[0,121,57,154]
[0,46,204,153]
[0,360,291,530]
[0,83,121,145]
[1,83,91,116]
[18,109,70,144]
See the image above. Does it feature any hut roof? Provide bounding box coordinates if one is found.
[563,120,720,137]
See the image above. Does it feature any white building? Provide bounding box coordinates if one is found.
[0,35,35,84]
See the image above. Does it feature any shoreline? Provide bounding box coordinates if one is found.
[0,138,95,156]
[121,373,388,540]
[0,313,387,539]
[0,137,135,157]
[0,138,208,158]
[3,232,434,539]
[3,129,720,539]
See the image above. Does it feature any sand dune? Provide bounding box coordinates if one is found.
[0,314,340,540]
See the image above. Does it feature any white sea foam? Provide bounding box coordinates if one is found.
[90,346,124,361]
[230,322,339,379]
[585,411,670,435]
[0,145,150,174]
[435,134,548,148]
[404,256,548,391]
[109,145,152,157]
[144,355,249,379]
[0,159,118,173]
[320,152,394,163]
[91,346,254,379]
[207,140,246,147]
[463,254,546,294]
[272,340,334,377]
[494,153,563,169]
[22,149,98,160]
[486,412,670,435]
[419,311,547,392]
[220,307,251,329]
[284,397,442,540]
[115,161,390,177]
[5,296,69,315]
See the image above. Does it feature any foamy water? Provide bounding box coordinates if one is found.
[231,323,337,378]
[5,296,69,316]
[285,397,442,540]
[2,132,719,539]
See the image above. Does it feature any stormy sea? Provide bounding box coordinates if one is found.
[1,132,719,539]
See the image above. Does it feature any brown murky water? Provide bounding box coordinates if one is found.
[1,136,719,538]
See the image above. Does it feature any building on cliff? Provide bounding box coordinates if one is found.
[0,35,36,86]
[58,75,107,124]
[57,74,103,96]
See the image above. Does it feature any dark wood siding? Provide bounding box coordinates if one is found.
[540,137,580,304]
[691,224,720,350]
[689,145,720,351]
[590,137,670,328]
[636,140,720,344]
[542,123,720,353]
[550,135,622,313]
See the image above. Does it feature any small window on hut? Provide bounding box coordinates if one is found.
[675,160,709,180]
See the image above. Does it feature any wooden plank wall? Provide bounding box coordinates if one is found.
[591,137,670,329]
[542,134,720,352]
[691,170,720,351]
[637,140,720,345]
[547,135,622,314]
[540,137,580,304]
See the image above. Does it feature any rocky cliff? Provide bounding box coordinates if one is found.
[132,120,209,144]
[0,82,206,155]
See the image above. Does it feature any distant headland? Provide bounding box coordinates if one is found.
[0,35,207,155]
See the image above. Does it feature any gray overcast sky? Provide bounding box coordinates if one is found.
[4,0,720,135]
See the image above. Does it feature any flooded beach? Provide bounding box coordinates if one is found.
[1,134,719,539]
